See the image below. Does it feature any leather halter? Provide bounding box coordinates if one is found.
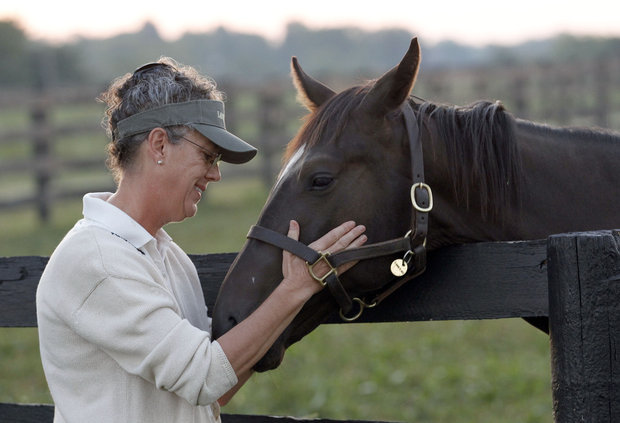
[246,103,432,321]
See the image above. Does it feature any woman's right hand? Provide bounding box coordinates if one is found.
[281,220,367,296]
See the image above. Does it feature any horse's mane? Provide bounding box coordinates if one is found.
[284,86,523,223]
[284,86,368,162]
[416,100,523,221]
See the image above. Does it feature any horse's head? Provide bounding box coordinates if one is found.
[213,39,422,371]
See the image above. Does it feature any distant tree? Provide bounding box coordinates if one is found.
[279,22,414,77]
[488,45,519,66]
[552,34,620,62]
[0,20,31,86]
[172,27,278,82]
[5,18,619,88]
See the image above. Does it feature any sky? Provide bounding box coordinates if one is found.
[1,0,619,46]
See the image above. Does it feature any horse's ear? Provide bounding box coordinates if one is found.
[361,38,421,117]
[291,57,336,111]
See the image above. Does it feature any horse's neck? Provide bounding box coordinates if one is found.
[510,121,619,239]
[425,119,620,246]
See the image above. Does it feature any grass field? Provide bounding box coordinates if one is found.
[0,173,553,422]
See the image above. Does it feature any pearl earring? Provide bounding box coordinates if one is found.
[157,160,163,165]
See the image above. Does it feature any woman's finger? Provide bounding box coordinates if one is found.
[287,220,300,241]
[334,230,368,274]
[281,221,299,275]
[309,221,356,251]
[326,224,366,253]
[344,231,367,250]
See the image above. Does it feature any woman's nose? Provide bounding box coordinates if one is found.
[207,163,221,181]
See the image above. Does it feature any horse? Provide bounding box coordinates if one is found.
[212,38,620,372]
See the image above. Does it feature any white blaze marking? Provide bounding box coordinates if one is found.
[274,146,305,190]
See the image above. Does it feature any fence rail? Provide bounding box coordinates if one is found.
[1,230,618,422]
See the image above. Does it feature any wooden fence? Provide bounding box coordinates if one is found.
[1,56,620,222]
[0,83,298,221]
[1,230,618,422]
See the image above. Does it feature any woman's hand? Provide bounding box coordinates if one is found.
[218,220,367,379]
[281,220,367,296]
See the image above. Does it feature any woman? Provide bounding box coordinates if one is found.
[36,58,366,423]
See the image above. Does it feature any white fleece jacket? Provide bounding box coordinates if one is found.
[36,193,237,423]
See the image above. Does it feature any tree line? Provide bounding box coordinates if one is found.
[2,19,620,89]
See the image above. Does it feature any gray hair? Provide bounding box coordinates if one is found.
[98,57,224,181]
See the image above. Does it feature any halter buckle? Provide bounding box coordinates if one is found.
[306,252,337,287]
[411,182,433,212]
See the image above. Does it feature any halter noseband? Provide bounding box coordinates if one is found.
[247,103,432,321]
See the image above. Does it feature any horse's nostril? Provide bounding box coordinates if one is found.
[228,316,238,327]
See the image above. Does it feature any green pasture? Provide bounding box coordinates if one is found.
[0,176,552,422]
[0,97,552,422]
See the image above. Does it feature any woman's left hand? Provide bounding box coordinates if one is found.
[281,220,367,295]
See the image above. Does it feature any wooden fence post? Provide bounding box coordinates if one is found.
[547,230,620,422]
[31,98,52,222]
[594,58,610,128]
[509,70,527,120]
[258,85,286,187]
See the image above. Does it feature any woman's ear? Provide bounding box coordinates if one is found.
[146,127,168,164]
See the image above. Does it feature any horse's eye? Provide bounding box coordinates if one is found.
[310,174,334,190]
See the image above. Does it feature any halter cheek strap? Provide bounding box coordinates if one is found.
[247,103,432,321]
[246,225,415,315]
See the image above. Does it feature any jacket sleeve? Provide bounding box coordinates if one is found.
[71,275,238,405]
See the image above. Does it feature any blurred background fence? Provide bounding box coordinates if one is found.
[1,55,619,222]
[0,82,298,221]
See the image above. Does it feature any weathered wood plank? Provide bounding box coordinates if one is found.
[0,256,49,327]
[0,240,548,328]
[548,230,620,423]
[0,403,396,423]
[0,403,54,422]
[221,414,396,423]
[0,253,235,327]
[348,239,548,324]
[191,252,239,310]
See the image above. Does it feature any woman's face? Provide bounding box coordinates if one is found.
[164,131,221,222]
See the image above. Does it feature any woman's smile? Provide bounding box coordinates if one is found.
[194,184,204,202]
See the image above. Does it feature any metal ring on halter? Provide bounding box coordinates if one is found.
[400,230,414,264]
[411,182,433,213]
[402,250,414,264]
[306,252,337,287]
[339,297,377,322]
